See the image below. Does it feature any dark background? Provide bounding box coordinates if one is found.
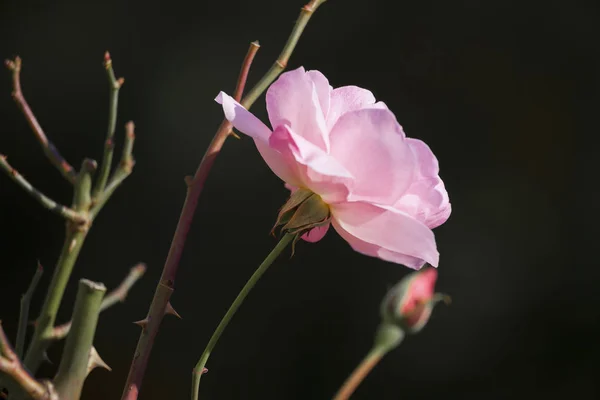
[1,0,599,399]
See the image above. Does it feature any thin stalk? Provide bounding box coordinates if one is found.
[93,52,123,198]
[332,324,404,400]
[15,263,43,358]
[4,57,76,183]
[332,347,386,400]
[191,233,294,400]
[241,0,328,108]
[0,156,87,224]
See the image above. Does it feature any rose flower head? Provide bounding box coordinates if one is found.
[216,67,450,269]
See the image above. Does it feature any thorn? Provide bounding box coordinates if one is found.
[133,319,148,329]
[42,351,53,365]
[203,367,208,374]
[87,346,112,376]
[117,77,125,86]
[184,176,194,187]
[165,302,182,319]
[229,130,241,139]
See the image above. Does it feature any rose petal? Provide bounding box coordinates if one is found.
[394,138,451,228]
[269,124,353,203]
[329,108,416,205]
[306,70,332,121]
[215,92,272,142]
[330,201,439,268]
[266,67,329,151]
[327,86,388,129]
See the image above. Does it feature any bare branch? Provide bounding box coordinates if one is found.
[0,155,88,224]
[4,57,77,184]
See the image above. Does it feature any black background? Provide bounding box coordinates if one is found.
[1,0,599,399]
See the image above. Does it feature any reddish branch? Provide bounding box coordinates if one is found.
[120,41,261,400]
[4,57,77,184]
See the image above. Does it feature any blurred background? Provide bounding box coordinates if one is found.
[1,0,599,399]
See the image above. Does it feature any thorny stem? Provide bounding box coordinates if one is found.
[0,155,88,224]
[93,52,124,198]
[0,323,57,400]
[4,57,77,184]
[120,2,328,398]
[53,280,106,400]
[51,263,147,339]
[191,233,294,400]
[15,263,43,358]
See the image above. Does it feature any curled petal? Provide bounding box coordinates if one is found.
[330,201,439,268]
[215,92,271,141]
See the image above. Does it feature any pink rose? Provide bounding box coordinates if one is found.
[216,67,450,269]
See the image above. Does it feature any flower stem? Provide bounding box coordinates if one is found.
[332,324,404,400]
[191,233,294,400]
[332,347,386,400]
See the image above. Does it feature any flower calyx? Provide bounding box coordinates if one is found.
[271,188,330,254]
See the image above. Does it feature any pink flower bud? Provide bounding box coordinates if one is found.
[380,268,450,334]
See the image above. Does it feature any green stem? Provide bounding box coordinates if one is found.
[93,52,122,198]
[23,228,88,373]
[240,0,328,109]
[0,155,87,223]
[15,263,43,358]
[53,279,106,400]
[332,346,386,400]
[332,324,404,400]
[191,233,294,400]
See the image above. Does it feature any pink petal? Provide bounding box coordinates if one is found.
[330,201,439,268]
[394,138,451,229]
[215,92,271,142]
[269,124,353,204]
[328,108,416,205]
[266,67,329,151]
[306,70,331,120]
[301,223,330,242]
[327,86,388,130]
[254,140,305,188]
